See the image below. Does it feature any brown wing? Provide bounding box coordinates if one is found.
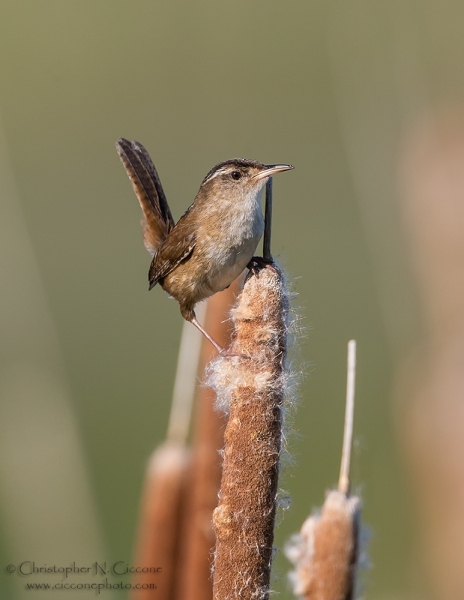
[116,138,174,255]
[148,229,196,289]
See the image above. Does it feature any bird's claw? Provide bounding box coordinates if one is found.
[247,256,278,275]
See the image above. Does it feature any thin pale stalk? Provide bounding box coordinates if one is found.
[339,340,356,495]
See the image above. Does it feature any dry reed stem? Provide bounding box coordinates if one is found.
[130,441,189,600]
[338,340,356,495]
[168,301,206,444]
[178,281,241,600]
[208,265,289,600]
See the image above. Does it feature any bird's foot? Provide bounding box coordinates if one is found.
[218,347,251,360]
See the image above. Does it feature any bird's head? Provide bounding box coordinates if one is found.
[199,158,294,203]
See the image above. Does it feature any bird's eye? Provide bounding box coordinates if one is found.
[231,170,242,180]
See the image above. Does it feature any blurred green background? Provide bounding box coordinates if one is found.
[2,1,463,598]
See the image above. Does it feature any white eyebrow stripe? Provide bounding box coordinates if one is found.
[204,167,229,183]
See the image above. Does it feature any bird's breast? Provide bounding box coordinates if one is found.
[199,197,264,293]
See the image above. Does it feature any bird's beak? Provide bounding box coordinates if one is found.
[253,164,294,180]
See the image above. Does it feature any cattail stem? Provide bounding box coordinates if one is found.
[209,265,288,600]
[167,303,207,444]
[339,340,356,495]
[263,177,273,261]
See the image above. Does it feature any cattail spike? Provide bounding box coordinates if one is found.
[208,265,290,600]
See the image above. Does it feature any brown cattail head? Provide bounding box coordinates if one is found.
[287,490,361,600]
[207,265,292,600]
[207,266,291,414]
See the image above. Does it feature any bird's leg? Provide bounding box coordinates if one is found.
[190,315,225,354]
[188,310,250,359]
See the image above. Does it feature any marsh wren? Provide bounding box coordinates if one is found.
[116,138,293,353]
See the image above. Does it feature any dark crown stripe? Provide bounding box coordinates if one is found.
[202,158,264,184]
